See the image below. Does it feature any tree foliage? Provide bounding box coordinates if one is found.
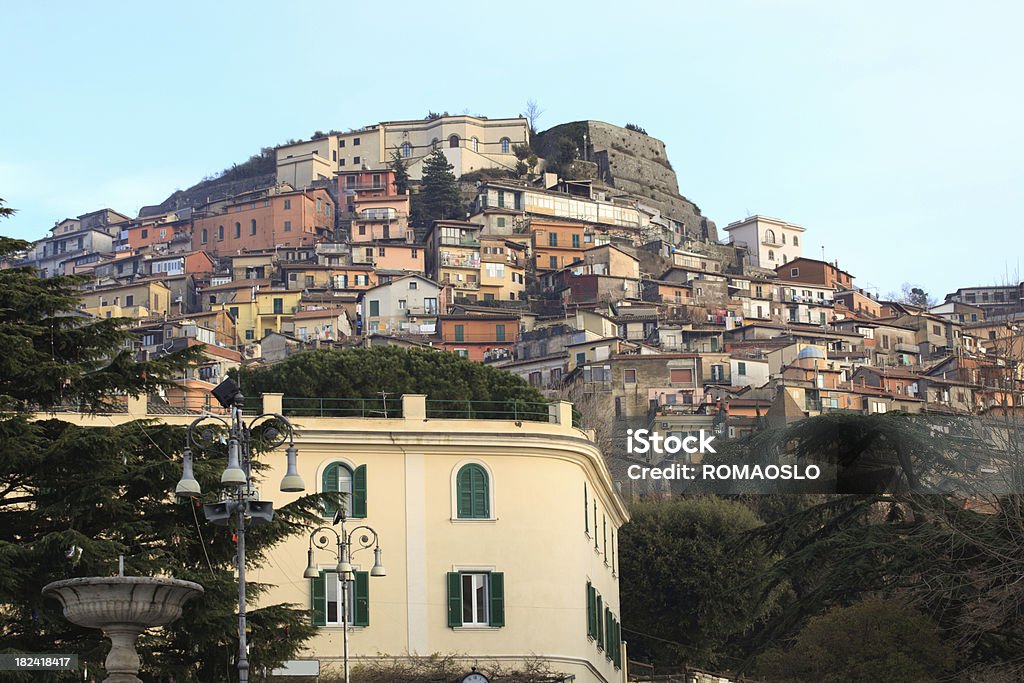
[235,346,547,412]
[755,599,955,682]
[618,497,775,670]
[389,150,410,196]
[411,151,463,227]
[0,211,324,681]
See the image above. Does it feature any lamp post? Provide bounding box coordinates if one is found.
[303,514,386,683]
[175,378,305,683]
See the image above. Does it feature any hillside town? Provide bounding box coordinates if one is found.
[13,114,1022,464]
[5,112,1024,682]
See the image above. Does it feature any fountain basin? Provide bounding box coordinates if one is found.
[43,576,204,683]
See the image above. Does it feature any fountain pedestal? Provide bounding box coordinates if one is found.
[43,576,204,683]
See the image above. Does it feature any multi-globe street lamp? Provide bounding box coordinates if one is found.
[303,514,386,683]
[175,378,305,683]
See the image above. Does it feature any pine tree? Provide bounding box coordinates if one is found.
[413,150,462,226]
[0,211,324,681]
[389,150,410,196]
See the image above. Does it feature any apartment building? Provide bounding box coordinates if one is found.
[722,215,805,269]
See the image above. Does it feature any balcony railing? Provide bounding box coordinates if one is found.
[425,399,551,423]
[282,397,402,418]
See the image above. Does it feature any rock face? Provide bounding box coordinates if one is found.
[535,121,716,242]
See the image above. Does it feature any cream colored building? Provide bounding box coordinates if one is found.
[58,394,628,682]
[722,215,805,269]
[276,115,530,186]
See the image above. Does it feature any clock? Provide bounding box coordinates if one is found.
[461,673,490,683]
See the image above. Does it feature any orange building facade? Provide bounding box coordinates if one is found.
[193,186,334,255]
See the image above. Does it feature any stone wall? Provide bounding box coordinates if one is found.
[536,121,717,242]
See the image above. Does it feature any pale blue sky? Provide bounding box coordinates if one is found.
[2,1,1021,297]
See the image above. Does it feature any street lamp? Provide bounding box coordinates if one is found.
[303,514,386,683]
[175,378,304,683]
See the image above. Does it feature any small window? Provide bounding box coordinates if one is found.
[369,300,379,317]
[284,221,292,232]
[284,199,292,210]
[624,369,637,384]
[496,217,506,228]
[456,464,489,518]
[353,156,360,165]
[738,361,747,375]
[470,137,479,152]
[353,137,360,146]
[250,219,257,235]
[449,135,460,148]
[201,228,208,243]
[670,368,693,383]
[402,142,412,158]
[447,571,504,628]
[141,229,148,239]
[791,268,799,277]
[793,235,799,246]
[500,137,511,154]
[454,324,465,342]
[234,222,241,238]
[768,250,774,261]
[217,225,224,241]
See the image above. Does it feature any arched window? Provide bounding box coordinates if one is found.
[431,138,439,151]
[321,462,367,518]
[234,222,241,238]
[793,235,799,246]
[217,225,224,241]
[200,228,208,243]
[764,229,776,244]
[250,219,257,235]
[456,463,489,519]
[781,233,787,245]
[471,137,479,152]
[768,250,775,261]
[449,135,460,148]
[500,137,511,154]
[402,142,412,158]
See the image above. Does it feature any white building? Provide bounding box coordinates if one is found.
[722,215,805,269]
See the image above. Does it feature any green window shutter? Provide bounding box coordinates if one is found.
[584,483,589,533]
[353,571,369,626]
[322,463,339,518]
[605,608,612,659]
[596,595,603,649]
[352,464,367,518]
[457,464,489,519]
[311,570,326,626]
[447,572,463,627]
[488,572,505,627]
[589,585,598,638]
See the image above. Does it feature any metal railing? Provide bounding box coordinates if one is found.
[282,397,402,418]
[425,399,551,422]
[147,394,263,416]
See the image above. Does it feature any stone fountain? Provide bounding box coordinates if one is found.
[43,572,203,683]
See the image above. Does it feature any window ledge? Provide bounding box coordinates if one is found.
[450,518,498,523]
[453,625,502,631]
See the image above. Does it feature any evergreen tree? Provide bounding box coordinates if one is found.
[0,212,324,681]
[389,150,410,196]
[413,150,462,226]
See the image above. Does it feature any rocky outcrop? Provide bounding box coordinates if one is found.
[534,121,716,242]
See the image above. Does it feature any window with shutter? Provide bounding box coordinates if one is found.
[321,462,366,519]
[596,594,604,650]
[586,582,596,638]
[447,571,504,628]
[456,464,490,518]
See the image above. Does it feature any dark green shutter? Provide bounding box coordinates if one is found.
[584,483,588,532]
[447,572,463,627]
[457,465,489,518]
[352,464,367,518]
[596,595,603,649]
[353,571,369,626]
[605,608,612,659]
[488,572,504,627]
[589,585,598,638]
[311,570,326,626]
[322,463,339,518]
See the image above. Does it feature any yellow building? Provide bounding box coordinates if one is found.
[276,115,530,186]
[210,286,302,342]
[59,394,628,682]
[79,279,172,319]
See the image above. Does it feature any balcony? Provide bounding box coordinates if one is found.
[440,253,481,268]
[405,306,439,316]
[895,342,921,354]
